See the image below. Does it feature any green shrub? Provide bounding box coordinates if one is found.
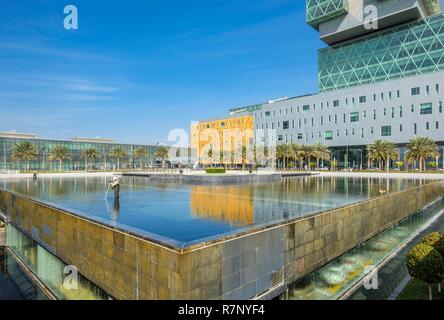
[205,168,226,174]
[422,232,443,247]
[406,243,444,285]
[0,220,5,229]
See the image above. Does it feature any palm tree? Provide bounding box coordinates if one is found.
[83,148,101,171]
[11,141,39,172]
[154,146,169,169]
[300,145,315,171]
[312,143,331,169]
[48,145,71,172]
[367,140,397,171]
[383,141,398,172]
[241,145,247,171]
[109,148,128,171]
[133,148,148,169]
[276,145,286,169]
[405,137,440,172]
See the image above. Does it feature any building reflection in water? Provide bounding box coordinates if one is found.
[190,185,254,226]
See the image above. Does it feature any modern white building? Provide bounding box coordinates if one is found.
[232,0,444,169]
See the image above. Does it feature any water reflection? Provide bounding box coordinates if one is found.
[0,247,48,300]
[0,176,432,243]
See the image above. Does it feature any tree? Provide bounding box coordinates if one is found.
[367,140,397,171]
[154,146,169,169]
[405,137,439,172]
[300,145,315,171]
[133,148,148,169]
[395,161,404,171]
[48,145,71,172]
[109,148,128,171]
[289,143,303,170]
[11,141,39,172]
[406,243,444,300]
[83,148,101,171]
[276,145,286,169]
[312,143,331,169]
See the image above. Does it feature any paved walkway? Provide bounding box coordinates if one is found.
[347,208,444,300]
[318,171,444,180]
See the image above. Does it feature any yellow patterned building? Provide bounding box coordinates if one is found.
[191,114,254,166]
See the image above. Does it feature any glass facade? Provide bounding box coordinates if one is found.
[318,14,444,92]
[6,224,111,300]
[0,137,192,172]
[306,0,348,29]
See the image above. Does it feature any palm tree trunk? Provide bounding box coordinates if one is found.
[117,158,120,170]
[386,158,390,173]
[429,284,433,300]
[59,159,62,172]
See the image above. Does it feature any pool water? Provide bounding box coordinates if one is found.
[0,176,431,246]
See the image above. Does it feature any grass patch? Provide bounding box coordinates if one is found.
[205,168,226,174]
[398,279,444,300]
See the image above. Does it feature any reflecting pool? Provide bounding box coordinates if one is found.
[0,176,431,245]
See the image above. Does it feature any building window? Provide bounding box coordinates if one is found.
[373,110,376,120]
[411,105,415,112]
[436,121,439,130]
[297,133,303,140]
[439,101,443,113]
[265,111,271,117]
[384,108,387,116]
[397,90,400,98]
[436,84,440,94]
[359,96,366,103]
[350,112,359,123]
[343,113,346,123]
[391,107,395,118]
[426,85,430,95]
[400,124,403,132]
[278,135,283,141]
[411,87,420,96]
[400,106,403,118]
[373,94,376,101]
[363,110,367,118]
[283,121,289,130]
[333,100,339,107]
[324,131,333,141]
[420,103,433,115]
[303,105,310,112]
[426,122,430,130]
[414,123,417,134]
[381,126,391,137]
[334,115,338,124]
[371,127,374,134]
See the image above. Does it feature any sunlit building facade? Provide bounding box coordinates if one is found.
[191,115,254,166]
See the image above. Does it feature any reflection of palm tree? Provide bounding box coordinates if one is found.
[109,148,128,171]
[83,148,101,171]
[133,148,148,169]
[12,141,39,172]
[154,146,169,169]
[48,145,71,172]
[405,137,439,172]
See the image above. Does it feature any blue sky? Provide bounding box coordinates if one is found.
[4,1,439,146]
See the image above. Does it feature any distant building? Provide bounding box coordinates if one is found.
[0,132,193,172]
[191,114,254,166]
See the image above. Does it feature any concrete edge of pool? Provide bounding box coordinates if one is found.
[0,179,443,299]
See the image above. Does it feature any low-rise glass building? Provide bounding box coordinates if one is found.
[0,131,194,172]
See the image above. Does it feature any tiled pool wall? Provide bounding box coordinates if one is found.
[0,180,443,300]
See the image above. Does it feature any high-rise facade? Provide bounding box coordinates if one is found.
[249,0,444,168]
